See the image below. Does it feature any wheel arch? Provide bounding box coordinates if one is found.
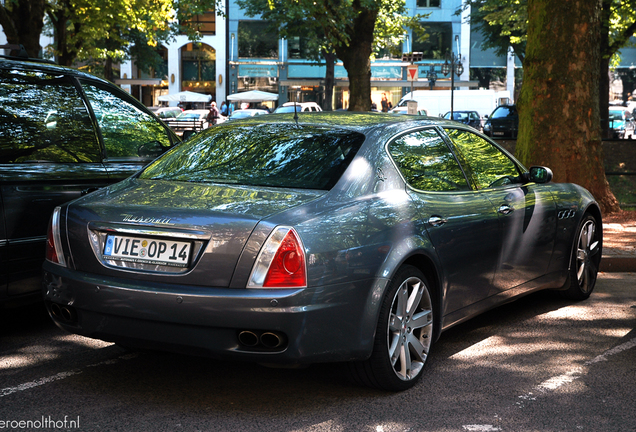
[397,252,444,343]
[568,203,603,272]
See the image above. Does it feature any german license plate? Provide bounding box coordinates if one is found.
[103,235,191,267]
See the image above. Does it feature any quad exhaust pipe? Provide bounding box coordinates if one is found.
[49,302,78,325]
[238,330,286,349]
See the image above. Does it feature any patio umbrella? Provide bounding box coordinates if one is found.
[226,90,279,102]
[158,91,212,103]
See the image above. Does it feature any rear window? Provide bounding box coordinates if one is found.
[0,68,101,163]
[491,106,516,119]
[139,123,366,190]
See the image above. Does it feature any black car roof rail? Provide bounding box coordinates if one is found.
[0,44,57,64]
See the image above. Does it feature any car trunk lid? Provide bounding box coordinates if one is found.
[65,179,324,287]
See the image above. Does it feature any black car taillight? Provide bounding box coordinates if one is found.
[46,207,66,267]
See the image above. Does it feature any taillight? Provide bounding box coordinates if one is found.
[247,227,306,288]
[46,207,66,267]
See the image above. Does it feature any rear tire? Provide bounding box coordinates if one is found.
[349,265,434,391]
[560,214,601,300]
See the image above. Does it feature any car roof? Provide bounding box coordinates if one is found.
[0,56,111,85]
[224,111,457,134]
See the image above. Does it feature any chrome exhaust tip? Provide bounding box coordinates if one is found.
[237,331,259,347]
[260,332,284,349]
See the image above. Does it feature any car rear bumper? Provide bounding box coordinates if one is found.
[42,261,387,364]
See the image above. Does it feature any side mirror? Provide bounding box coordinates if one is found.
[138,141,166,158]
[527,166,553,184]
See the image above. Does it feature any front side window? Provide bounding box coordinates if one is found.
[82,83,172,160]
[0,69,100,163]
[389,128,470,192]
[140,124,365,190]
[445,128,520,189]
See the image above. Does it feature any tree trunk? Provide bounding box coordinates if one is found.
[0,0,46,58]
[322,50,336,111]
[331,2,377,112]
[48,0,83,66]
[516,0,619,214]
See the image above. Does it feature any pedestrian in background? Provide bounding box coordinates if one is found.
[381,93,389,112]
[207,101,221,126]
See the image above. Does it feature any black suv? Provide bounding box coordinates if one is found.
[0,54,180,305]
[483,105,518,138]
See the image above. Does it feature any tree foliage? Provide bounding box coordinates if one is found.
[44,0,175,68]
[1,0,220,80]
[461,0,636,66]
[236,0,425,111]
[0,0,47,57]
[460,0,527,64]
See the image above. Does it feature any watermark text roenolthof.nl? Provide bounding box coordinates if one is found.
[0,416,80,429]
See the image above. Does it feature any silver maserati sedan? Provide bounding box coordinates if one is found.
[43,112,602,391]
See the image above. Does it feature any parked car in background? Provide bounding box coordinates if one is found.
[166,109,211,139]
[442,110,482,130]
[483,105,518,138]
[227,108,269,120]
[609,106,635,139]
[44,113,601,391]
[273,102,322,113]
[151,107,183,121]
[389,103,428,116]
[0,55,179,306]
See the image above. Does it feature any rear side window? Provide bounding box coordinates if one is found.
[0,68,101,163]
[82,83,172,160]
[140,123,365,190]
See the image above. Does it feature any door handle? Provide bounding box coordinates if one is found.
[498,204,513,215]
[428,216,448,227]
[81,187,100,196]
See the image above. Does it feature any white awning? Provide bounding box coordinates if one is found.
[226,90,279,102]
[157,91,212,102]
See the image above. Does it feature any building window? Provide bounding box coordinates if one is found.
[139,46,168,81]
[181,43,216,95]
[288,35,312,60]
[412,22,452,60]
[238,21,278,59]
[416,0,441,7]
[181,11,216,35]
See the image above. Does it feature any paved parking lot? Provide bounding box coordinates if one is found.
[1,272,634,431]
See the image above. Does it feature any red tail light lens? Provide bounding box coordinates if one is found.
[46,207,66,267]
[247,227,306,288]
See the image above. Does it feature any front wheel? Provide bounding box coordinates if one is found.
[560,213,602,300]
[349,265,434,391]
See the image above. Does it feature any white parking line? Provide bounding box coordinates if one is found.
[0,353,137,398]
[462,425,501,431]
[516,337,636,407]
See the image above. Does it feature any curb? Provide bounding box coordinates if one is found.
[600,256,636,272]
